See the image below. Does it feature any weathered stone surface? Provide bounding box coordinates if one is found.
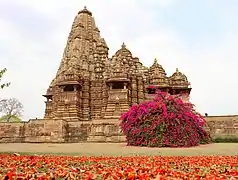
[206,115,238,138]
[42,7,191,122]
[0,122,24,143]
[0,115,237,143]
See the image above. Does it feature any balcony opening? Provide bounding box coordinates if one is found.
[148,89,156,94]
[64,85,74,92]
[112,82,124,89]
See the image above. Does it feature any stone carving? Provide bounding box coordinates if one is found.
[43,7,192,121]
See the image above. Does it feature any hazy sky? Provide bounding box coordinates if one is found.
[0,0,238,120]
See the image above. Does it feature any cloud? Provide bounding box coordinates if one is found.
[0,0,238,120]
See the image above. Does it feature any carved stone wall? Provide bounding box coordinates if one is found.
[0,119,67,143]
[87,122,125,142]
[64,122,90,142]
[0,122,24,142]
[0,115,237,143]
[205,115,238,138]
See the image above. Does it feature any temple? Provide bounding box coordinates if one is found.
[1,7,237,143]
[43,7,191,122]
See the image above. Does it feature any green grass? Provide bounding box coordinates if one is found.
[213,135,238,143]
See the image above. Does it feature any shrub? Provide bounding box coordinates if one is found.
[120,91,212,147]
[213,136,238,143]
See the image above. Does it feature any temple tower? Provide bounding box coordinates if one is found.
[169,68,191,102]
[104,48,130,118]
[43,7,108,121]
[145,58,169,100]
[42,7,192,123]
[90,39,109,119]
[145,59,191,101]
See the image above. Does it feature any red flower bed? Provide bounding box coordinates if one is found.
[0,154,237,179]
[120,91,211,147]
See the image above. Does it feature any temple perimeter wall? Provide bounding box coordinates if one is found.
[0,115,237,143]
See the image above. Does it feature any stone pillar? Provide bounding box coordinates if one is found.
[137,76,144,103]
[128,80,132,106]
[44,100,53,118]
[131,76,137,105]
[90,79,103,119]
[101,81,108,117]
[123,83,127,89]
[82,78,90,120]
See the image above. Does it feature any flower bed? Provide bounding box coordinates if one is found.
[0,154,237,179]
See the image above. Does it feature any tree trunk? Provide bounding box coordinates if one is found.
[6,115,11,122]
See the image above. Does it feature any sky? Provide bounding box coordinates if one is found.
[0,0,238,120]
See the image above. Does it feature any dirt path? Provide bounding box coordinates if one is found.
[0,143,237,156]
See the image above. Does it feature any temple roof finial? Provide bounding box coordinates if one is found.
[176,68,179,72]
[78,6,92,16]
[154,58,158,64]
[121,42,126,48]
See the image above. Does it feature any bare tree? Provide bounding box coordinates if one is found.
[0,98,23,122]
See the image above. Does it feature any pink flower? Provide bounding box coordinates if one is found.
[120,91,212,147]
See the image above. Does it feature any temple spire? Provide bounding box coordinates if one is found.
[52,6,106,84]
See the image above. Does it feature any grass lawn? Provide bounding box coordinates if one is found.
[0,143,237,156]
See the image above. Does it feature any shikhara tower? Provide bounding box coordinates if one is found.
[43,7,191,121]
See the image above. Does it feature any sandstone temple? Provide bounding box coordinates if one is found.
[43,7,191,122]
[0,7,237,143]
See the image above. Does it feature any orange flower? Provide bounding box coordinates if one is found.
[0,154,237,179]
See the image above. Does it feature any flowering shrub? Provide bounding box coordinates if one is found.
[1,154,237,179]
[120,91,212,147]
[147,85,157,90]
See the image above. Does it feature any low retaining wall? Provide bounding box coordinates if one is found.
[205,115,238,139]
[0,115,237,143]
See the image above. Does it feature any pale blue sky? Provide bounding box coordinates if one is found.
[0,0,238,120]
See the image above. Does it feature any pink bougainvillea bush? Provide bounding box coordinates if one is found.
[120,91,212,147]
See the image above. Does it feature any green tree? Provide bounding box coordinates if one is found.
[0,115,21,122]
[0,68,10,89]
[0,98,23,122]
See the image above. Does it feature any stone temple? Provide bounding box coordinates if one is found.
[43,7,191,123]
[0,7,237,143]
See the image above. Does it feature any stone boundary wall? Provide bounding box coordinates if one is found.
[0,115,237,143]
[205,115,238,138]
[0,119,67,143]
